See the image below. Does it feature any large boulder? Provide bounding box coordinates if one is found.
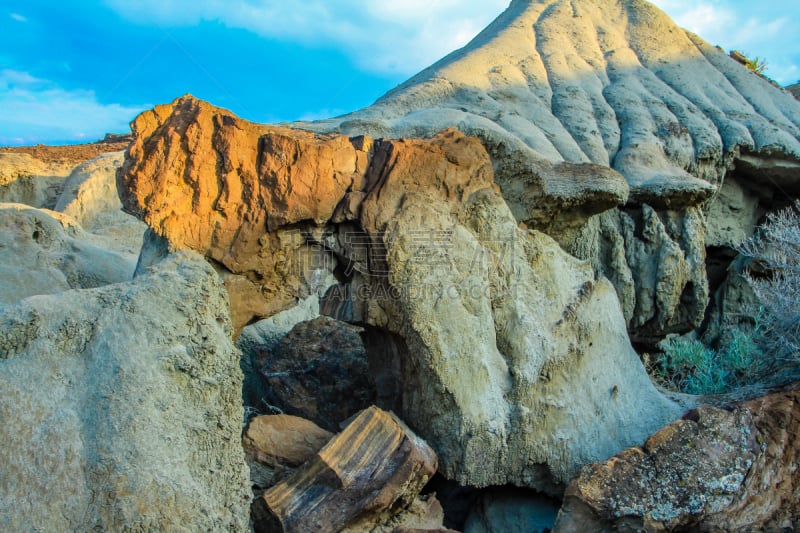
[117,96,368,329]
[255,316,373,432]
[0,252,251,531]
[553,386,800,532]
[118,97,684,491]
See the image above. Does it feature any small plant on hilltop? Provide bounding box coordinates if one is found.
[738,201,800,364]
[729,49,769,78]
[745,56,768,76]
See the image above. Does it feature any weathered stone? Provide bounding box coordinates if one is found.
[0,152,72,208]
[54,151,147,256]
[567,205,708,346]
[253,406,438,533]
[256,316,373,432]
[304,0,800,205]
[121,98,684,491]
[352,130,684,488]
[0,204,136,305]
[237,292,330,412]
[117,95,370,329]
[553,387,800,532]
[0,251,250,531]
[243,414,333,493]
[299,0,800,344]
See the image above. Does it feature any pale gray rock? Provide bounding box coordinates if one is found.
[345,136,685,489]
[0,252,251,531]
[0,204,136,305]
[0,152,72,208]
[567,205,708,345]
[301,0,800,206]
[705,175,765,249]
[54,152,147,256]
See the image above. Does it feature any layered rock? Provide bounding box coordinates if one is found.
[118,96,683,490]
[553,386,800,532]
[253,406,438,533]
[299,0,800,344]
[243,414,333,493]
[0,252,250,531]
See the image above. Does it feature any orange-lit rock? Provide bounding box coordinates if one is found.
[118,95,370,327]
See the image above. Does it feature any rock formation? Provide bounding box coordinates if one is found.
[117,97,365,329]
[118,95,684,491]
[252,406,438,533]
[553,386,800,532]
[255,316,373,432]
[0,205,136,305]
[243,414,334,494]
[0,152,73,208]
[0,252,251,531]
[54,151,147,255]
[300,0,800,346]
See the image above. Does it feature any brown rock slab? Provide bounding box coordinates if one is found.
[117,95,371,329]
[243,415,334,493]
[553,386,800,532]
[253,406,438,533]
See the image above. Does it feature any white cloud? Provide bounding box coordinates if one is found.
[0,70,149,146]
[10,13,27,22]
[102,0,509,75]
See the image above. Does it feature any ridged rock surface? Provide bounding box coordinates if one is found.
[253,406,438,533]
[0,252,250,531]
[300,0,800,344]
[553,387,800,532]
[118,97,683,490]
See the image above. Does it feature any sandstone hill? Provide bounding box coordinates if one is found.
[301,0,800,347]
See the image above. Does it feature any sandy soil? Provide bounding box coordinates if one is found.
[0,137,131,167]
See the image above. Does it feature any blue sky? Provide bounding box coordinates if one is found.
[2,0,799,146]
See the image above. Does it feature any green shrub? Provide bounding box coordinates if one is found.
[650,328,763,395]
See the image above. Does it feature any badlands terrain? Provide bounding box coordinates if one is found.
[1,0,799,531]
